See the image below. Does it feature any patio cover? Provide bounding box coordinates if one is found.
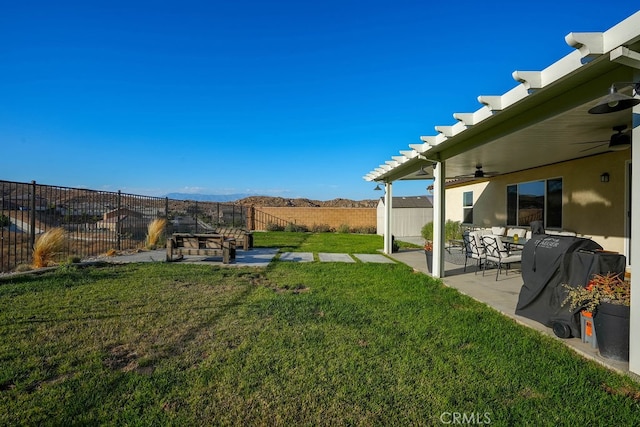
[363,11,640,375]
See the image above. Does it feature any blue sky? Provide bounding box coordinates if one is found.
[2,2,638,200]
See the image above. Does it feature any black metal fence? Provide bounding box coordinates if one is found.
[0,180,249,273]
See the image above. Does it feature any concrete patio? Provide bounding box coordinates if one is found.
[388,246,632,377]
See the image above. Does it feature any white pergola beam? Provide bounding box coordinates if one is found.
[610,47,640,70]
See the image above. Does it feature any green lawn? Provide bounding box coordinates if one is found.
[252,231,420,253]
[1,233,639,425]
[252,231,387,253]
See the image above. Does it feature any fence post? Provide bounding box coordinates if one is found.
[30,180,36,251]
[247,205,255,230]
[195,201,198,233]
[117,190,122,250]
[165,197,169,219]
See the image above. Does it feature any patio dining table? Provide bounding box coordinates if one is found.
[502,236,528,251]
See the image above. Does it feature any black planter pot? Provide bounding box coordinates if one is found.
[594,302,630,361]
[425,251,433,273]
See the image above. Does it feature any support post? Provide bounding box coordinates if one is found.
[383,182,393,254]
[432,161,446,278]
[629,78,640,375]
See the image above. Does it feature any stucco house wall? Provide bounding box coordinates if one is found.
[445,150,630,255]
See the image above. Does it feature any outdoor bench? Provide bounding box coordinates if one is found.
[213,227,253,251]
[166,233,236,264]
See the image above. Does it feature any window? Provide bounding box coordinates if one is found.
[546,178,563,228]
[506,178,563,228]
[463,191,473,224]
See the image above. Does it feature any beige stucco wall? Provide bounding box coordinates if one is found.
[445,151,630,254]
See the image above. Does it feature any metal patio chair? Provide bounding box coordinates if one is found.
[463,231,486,274]
[481,234,522,280]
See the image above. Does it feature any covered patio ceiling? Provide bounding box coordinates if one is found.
[364,13,640,184]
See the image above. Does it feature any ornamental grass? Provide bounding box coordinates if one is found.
[32,227,67,268]
[145,218,167,249]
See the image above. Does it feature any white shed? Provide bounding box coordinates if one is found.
[376,196,433,237]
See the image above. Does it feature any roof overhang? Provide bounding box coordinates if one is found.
[364,11,640,183]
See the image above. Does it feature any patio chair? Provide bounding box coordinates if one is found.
[506,227,527,238]
[481,235,522,280]
[463,231,486,274]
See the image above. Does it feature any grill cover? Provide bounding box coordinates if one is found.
[515,234,625,337]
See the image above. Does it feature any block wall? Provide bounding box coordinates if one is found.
[255,207,376,231]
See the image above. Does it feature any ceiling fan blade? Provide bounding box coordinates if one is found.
[579,143,608,152]
[571,139,609,145]
[453,171,500,179]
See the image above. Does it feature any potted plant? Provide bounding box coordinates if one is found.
[562,272,630,361]
[421,222,434,272]
[424,241,433,272]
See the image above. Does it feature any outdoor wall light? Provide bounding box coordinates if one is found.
[374,184,383,191]
[588,82,640,114]
[600,172,610,183]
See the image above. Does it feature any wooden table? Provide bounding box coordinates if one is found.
[166,233,236,263]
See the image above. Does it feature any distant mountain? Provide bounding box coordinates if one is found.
[165,193,254,202]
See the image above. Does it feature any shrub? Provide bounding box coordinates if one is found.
[310,223,331,233]
[265,222,285,231]
[422,220,463,242]
[445,220,463,241]
[285,223,308,232]
[146,218,168,249]
[421,222,433,241]
[32,228,67,268]
[352,225,376,234]
[562,272,630,313]
[337,224,351,234]
[0,214,10,227]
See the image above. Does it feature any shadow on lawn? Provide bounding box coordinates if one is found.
[253,231,312,252]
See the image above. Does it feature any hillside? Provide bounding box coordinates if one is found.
[236,196,378,208]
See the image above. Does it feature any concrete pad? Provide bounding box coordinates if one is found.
[279,252,314,262]
[353,254,395,263]
[96,249,167,264]
[318,253,355,263]
[234,248,279,267]
[95,248,280,267]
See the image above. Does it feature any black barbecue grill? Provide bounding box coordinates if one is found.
[515,234,626,338]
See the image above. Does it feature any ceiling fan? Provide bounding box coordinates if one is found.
[455,164,499,179]
[572,125,632,152]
